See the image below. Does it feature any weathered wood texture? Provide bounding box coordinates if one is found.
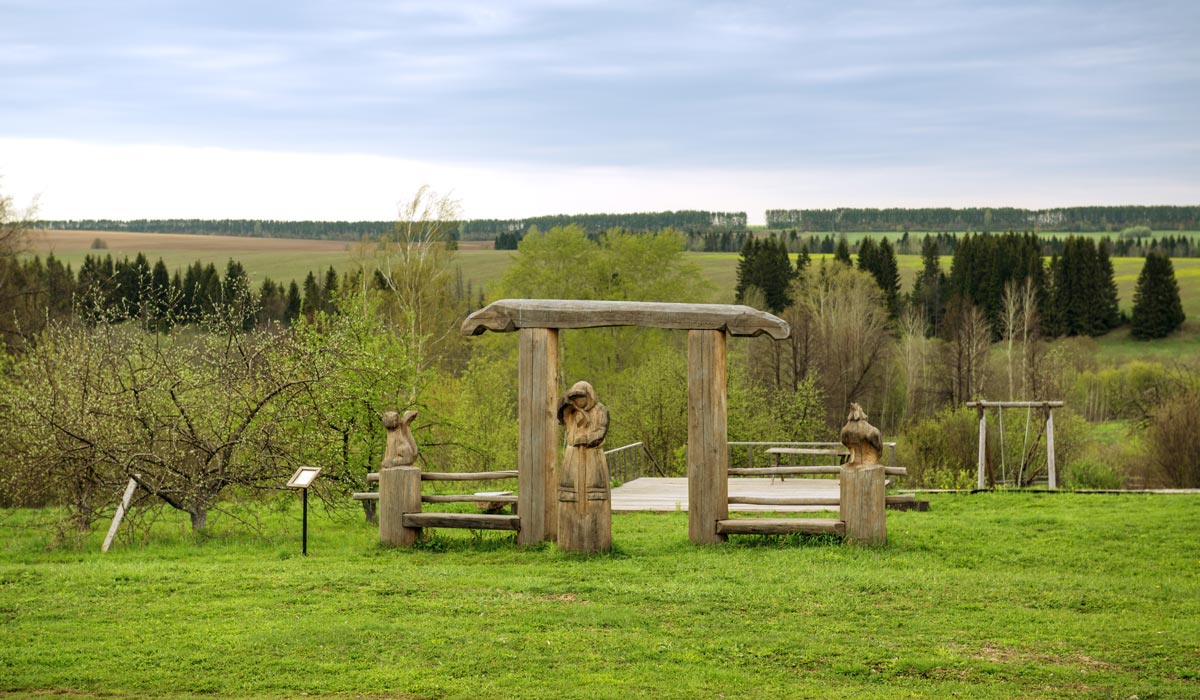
[840,464,886,545]
[382,409,419,467]
[728,496,841,506]
[420,471,519,481]
[101,478,139,553]
[729,465,907,476]
[716,518,846,536]
[840,403,884,466]
[688,330,729,544]
[366,472,380,483]
[977,407,988,490]
[352,492,380,500]
[838,404,887,545]
[556,380,612,553]
[379,466,422,547]
[403,512,521,531]
[462,299,791,339]
[1046,409,1057,489]
[421,494,518,504]
[610,477,840,513]
[965,401,1065,408]
[518,327,558,545]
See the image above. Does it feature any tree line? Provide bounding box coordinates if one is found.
[765,206,1200,232]
[738,231,1184,344]
[38,211,750,243]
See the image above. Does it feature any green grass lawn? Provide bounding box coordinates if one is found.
[1,493,1196,699]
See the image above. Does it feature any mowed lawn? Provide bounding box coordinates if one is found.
[0,493,1196,699]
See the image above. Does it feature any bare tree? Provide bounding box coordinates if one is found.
[796,263,892,422]
[369,186,463,387]
[941,299,992,405]
[1001,279,1022,401]
[7,321,321,533]
[896,307,931,421]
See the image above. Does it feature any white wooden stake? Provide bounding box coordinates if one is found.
[1046,408,1057,490]
[102,478,139,553]
[977,408,987,490]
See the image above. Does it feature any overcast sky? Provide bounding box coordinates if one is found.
[1,0,1197,223]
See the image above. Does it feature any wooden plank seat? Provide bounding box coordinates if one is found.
[402,512,520,531]
[716,518,846,536]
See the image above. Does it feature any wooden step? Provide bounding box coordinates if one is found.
[351,492,379,501]
[402,512,520,531]
[716,518,845,536]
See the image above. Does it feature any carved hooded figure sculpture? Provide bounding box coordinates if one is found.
[556,380,612,552]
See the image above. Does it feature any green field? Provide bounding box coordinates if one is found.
[1,494,1196,699]
[27,229,1200,359]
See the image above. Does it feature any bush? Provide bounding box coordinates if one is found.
[1119,225,1153,239]
[1144,388,1200,488]
[896,407,979,489]
[1062,459,1125,490]
[90,237,107,249]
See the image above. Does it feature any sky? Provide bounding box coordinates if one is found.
[1,0,1197,223]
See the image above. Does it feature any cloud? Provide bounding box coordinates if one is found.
[0,0,1196,210]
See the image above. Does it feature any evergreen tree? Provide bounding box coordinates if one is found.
[1097,240,1122,329]
[1131,252,1185,339]
[197,263,222,319]
[150,258,171,329]
[910,236,946,336]
[284,281,302,326]
[834,236,852,266]
[874,238,902,319]
[322,266,340,313]
[735,236,794,313]
[856,237,878,275]
[301,271,321,320]
[794,244,810,277]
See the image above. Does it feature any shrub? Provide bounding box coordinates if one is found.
[1144,388,1200,488]
[1062,458,1125,490]
[896,407,979,489]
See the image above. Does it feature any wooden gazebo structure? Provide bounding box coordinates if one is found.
[461,299,790,545]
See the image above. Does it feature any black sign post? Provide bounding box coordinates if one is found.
[286,467,322,556]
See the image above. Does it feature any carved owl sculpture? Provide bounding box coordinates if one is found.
[839,403,883,466]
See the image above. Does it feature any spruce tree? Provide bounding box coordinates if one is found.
[1097,240,1122,329]
[856,237,878,275]
[834,236,852,266]
[874,238,902,319]
[284,281,302,326]
[910,236,946,336]
[1131,251,1185,339]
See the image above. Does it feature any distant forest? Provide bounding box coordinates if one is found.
[764,206,1200,232]
[36,206,1200,249]
[37,210,750,242]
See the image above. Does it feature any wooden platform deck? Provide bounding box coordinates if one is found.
[611,477,839,513]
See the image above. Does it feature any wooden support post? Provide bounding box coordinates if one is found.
[518,327,559,545]
[687,330,728,544]
[840,464,886,545]
[379,466,422,547]
[101,478,139,553]
[1046,408,1057,490]
[976,406,987,490]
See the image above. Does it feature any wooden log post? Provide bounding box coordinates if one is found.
[518,327,559,545]
[379,466,423,547]
[976,405,988,490]
[840,464,886,545]
[1046,408,1057,490]
[687,330,729,544]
